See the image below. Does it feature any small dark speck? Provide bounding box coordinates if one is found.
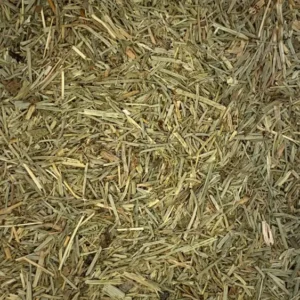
[159,291,170,300]
[100,227,113,248]
[9,50,24,63]
[83,253,94,267]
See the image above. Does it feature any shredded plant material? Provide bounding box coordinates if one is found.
[0,0,300,299]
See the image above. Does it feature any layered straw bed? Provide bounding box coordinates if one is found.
[0,0,300,299]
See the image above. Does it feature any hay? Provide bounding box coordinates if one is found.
[0,0,300,299]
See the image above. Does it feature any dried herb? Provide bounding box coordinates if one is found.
[0,0,299,299]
